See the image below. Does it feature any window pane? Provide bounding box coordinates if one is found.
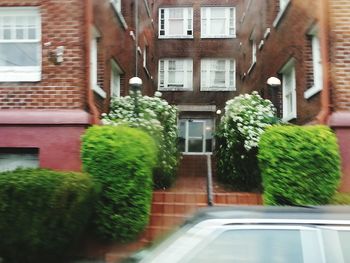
[187,229,304,263]
[188,121,203,137]
[178,121,186,152]
[210,18,225,35]
[0,43,39,66]
[169,20,183,35]
[188,139,203,152]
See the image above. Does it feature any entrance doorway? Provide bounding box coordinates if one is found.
[178,119,213,154]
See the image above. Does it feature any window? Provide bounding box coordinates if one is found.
[159,8,193,38]
[90,26,106,98]
[111,60,121,97]
[201,59,235,91]
[110,0,127,29]
[178,119,213,153]
[201,7,236,38]
[248,32,257,73]
[110,0,121,12]
[0,7,41,82]
[304,27,323,99]
[273,0,291,27]
[158,59,193,90]
[0,148,39,172]
[280,58,297,121]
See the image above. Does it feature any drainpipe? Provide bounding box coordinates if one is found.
[135,0,139,77]
[85,0,100,125]
[316,0,331,124]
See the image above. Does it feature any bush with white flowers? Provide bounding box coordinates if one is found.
[102,91,179,189]
[216,91,278,191]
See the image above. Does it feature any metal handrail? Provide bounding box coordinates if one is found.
[206,154,214,206]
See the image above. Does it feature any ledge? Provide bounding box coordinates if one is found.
[0,109,91,125]
[329,111,350,128]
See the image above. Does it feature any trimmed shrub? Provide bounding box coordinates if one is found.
[331,192,350,205]
[102,92,179,189]
[215,92,278,191]
[81,125,157,242]
[258,125,341,205]
[0,169,96,263]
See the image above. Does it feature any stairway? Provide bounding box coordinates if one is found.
[103,155,262,262]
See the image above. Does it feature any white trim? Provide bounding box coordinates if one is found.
[258,40,264,50]
[111,59,122,97]
[93,85,107,98]
[304,27,323,99]
[201,7,236,38]
[0,7,42,82]
[273,0,291,28]
[158,58,193,91]
[264,27,271,39]
[159,7,193,38]
[110,0,128,30]
[280,58,297,122]
[200,59,236,91]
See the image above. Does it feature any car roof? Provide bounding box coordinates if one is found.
[186,205,350,225]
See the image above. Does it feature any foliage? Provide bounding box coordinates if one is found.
[215,92,278,191]
[81,125,157,242]
[0,169,96,263]
[331,192,350,205]
[102,91,179,189]
[258,125,341,205]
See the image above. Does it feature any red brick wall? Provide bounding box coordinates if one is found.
[92,0,156,113]
[0,0,86,110]
[153,0,240,112]
[239,0,322,124]
[329,0,350,111]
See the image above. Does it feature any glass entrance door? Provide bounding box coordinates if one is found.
[179,119,213,153]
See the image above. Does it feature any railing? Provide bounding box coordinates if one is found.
[206,154,214,206]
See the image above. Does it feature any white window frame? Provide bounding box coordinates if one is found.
[304,26,323,99]
[200,59,236,91]
[110,0,127,29]
[201,7,236,38]
[280,58,297,122]
[273,0,291,27]
[90,26,106,99]
[248,32,257,74]
[158,58,193,91]
[158,7,193,39]
[0,7,41,82]
[110,59,122,98]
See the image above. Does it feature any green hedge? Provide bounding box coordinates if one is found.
[0,169,96,263]
[81,125,157,242]
[258,125,341,205]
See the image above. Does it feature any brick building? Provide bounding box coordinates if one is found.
[238,0,350,191]
[153,0,240,154]
[0,0,155,172]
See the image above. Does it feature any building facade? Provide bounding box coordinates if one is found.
[238,0,350,191]
[153,0,240,154]
[0,0,155,172]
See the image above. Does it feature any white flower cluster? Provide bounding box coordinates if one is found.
[102,91,179,177]
[222,91,276,151]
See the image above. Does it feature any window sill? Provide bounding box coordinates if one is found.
[158,87,193,91]
[282,113,296,122]
[92,85,107,99]
[273,0,291,28]
[181,152,213,156]
[200,87,236,92]
[304,85,322,99]
[201,35,236,39]
[111,2,128,30]
[0,69,41,82]
[248,61,256,75]
[158,35,193,39]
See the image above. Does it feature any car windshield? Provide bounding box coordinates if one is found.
[136,224,350,263]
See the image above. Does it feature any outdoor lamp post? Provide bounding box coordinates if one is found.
[129,77,143,119]
[267,76,281,115]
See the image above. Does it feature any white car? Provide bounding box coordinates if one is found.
[123,206,350,263]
